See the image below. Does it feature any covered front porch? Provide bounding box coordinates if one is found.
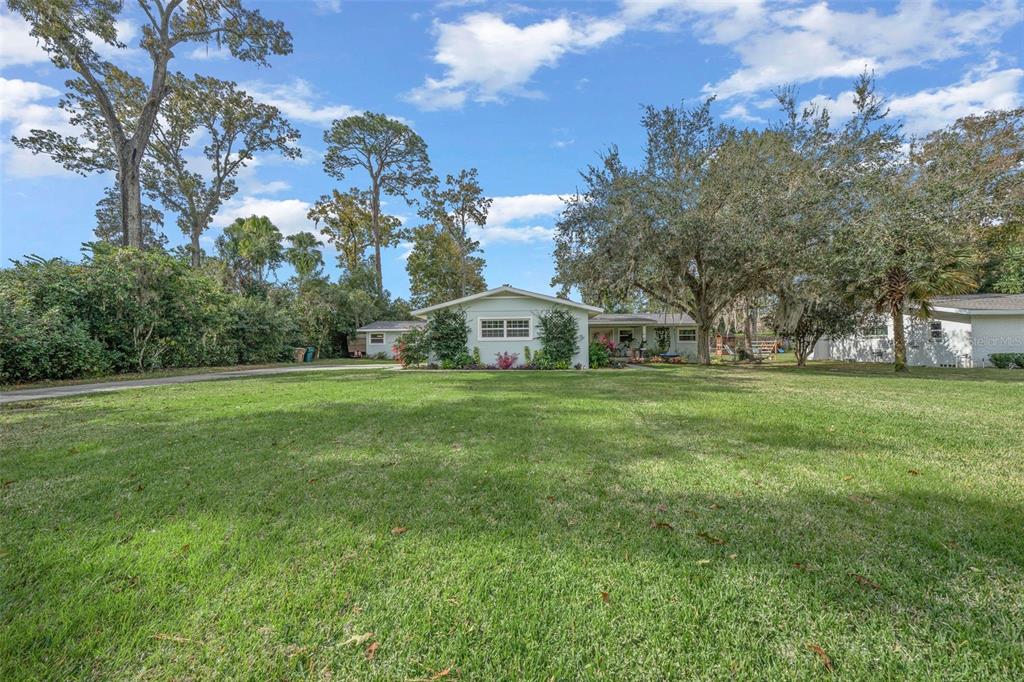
[588,313,699,362]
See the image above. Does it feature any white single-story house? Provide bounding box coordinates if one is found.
[356,285,700,367]
[812,293,1024,368]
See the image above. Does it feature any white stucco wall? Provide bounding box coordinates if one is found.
[436,294,592,368]
[816,310,977,367]
[971,314,1024,367]
[364,331,406,359]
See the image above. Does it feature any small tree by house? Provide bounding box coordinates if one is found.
[537,308,579,366]
[426,308,469,366]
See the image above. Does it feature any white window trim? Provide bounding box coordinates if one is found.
[677,327,697,342]
[368,332,386,345]
[477,316,533,341]
[929,321,943,342]
[616,328,635,345]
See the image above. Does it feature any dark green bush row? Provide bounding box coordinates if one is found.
[0,250,298,384]
[988,352,1024,369]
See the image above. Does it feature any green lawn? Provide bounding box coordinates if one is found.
[2,363,1022,679]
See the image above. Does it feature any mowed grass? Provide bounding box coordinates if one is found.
[1,364,1022,680]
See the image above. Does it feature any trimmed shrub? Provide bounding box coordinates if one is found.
[537,308,579,365]
[427,308,469,365]
[589,340,612,368]
[989,353,1018,369]
[1015,353,1024,369]
[441,351,474,369]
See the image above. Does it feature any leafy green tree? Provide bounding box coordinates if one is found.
[9,0,292,248]
[834,84,994,372]
[284,231,324,287]
[405,223,486,308]
[554,101,800,364]
[308,188,400,275]
[145,74,301,267]
[323,112,432,291]
[419,168,491,297]
[425,308,469,365]
[93,186,167,250]
[991,245,1024,294]
[215,215,283,292]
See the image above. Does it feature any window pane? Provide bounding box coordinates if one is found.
[481,320,504,338]
[930,321,942,339]
[679,329,696,341]
[369,333,384,344]
[618,330,632,344]
[506,320,530,338]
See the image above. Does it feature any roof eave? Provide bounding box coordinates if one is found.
[410,285,603,317]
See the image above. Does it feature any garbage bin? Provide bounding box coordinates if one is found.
[304,346,316,363]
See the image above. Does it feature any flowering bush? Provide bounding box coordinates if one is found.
[495,351,518,369]
[596,334,616,352]
[393,328,429,367]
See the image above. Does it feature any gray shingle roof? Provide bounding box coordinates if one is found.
[355,320,427,332]
[930,293,1024,311]
[589,312,696,325]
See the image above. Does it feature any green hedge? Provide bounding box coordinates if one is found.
[989,352,1024,369]
[0,250,297,384]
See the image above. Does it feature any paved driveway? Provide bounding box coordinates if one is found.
[0,364,398,404]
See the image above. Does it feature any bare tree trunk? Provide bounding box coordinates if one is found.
[891,301,908,373]
[696,320,713,365]
[118,151,144,248]
[190,227,202,267]
[370,178,383,292]
[743,305,755,356]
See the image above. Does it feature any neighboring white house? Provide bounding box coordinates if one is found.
[812,293,1024,368]
[357,286,701,366]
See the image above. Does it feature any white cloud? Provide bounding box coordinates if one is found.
[187,44,232,60]
[702,0,1022,99]
[313,0,343,13]
[405,12,627,110]
[472,193,565,244]
[212,196,313,236]
[241,79,362,126]
[889,65,1024,134]
[0,77,76,179]
[0,12,48,68]
[722,102,766,124]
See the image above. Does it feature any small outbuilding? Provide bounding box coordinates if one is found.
[813,293,1024,368]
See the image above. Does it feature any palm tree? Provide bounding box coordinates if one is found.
[284,231,324,288]
[872,249,978,372]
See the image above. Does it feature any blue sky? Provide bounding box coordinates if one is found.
[1,0,1022,299]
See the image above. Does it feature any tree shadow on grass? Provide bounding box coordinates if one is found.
[3,370,1023,678]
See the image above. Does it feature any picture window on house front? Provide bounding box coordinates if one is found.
[369,332,385,345]
[678,328,696,342]
[480,318,530,339]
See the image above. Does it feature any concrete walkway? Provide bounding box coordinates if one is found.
[0,364,398,405]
